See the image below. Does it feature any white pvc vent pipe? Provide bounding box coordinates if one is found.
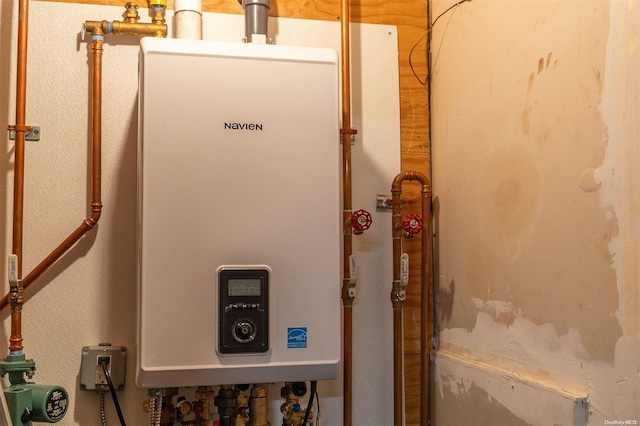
[174,0,202,40]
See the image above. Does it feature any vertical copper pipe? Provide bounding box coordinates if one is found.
[340,0,355,424]
[12,0,29,275]
[342,302,353,424]
[392,308,403,425]
[8,0,31,353]
[340,0,352,131]
[9,310,23,352]
[89,36,103,227]
[391,171,432,426]
[0,33,103,312]
[390,180,404,426]
[420,181,432,426]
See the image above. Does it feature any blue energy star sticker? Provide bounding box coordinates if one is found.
[287,328,307,349]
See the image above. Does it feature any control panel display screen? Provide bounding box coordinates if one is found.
[218,267,269,354]
[228,278,262,297]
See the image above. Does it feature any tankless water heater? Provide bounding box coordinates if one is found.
[136,37,340,387]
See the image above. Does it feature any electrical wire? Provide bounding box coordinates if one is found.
[148,395,155,426]
[154,393,162,426]
[314,382,321,425]
[301,381,318,426]
[101,360,127,426]
[100,392,107,426]
[146,390,163,426]
[409,0,472,85]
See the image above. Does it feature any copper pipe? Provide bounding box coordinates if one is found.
[0,33,104,312]
[392,307,403,425]
[339,0,356,424]
[390,171,432,426]
[420,182,432,426]
[9,310,23,352]
[390,179,404,426]
[6,0,31,353]
[342,301,353,423]
[340,0,352,130]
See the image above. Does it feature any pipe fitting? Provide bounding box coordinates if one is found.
[83,1,167,39]
[390,280,405,308]
[122,2,140,23]
[150,0,168,28]
[249,384,269,426]
[8,284,24,308]
[341,279,355,305]
[238,0,271,42]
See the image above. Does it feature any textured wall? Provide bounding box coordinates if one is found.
[431,0,640,423]
[0,2,400,424]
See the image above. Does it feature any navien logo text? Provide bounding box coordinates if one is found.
[224,122,263,131]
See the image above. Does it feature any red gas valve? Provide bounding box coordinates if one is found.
[351,209,373,234]
[402,213,423,235]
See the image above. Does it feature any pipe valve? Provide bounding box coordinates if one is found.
[122,2,140,23]
[351,209,372,234]
[402,213,423,236]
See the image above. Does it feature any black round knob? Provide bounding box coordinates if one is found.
[233,320,255,342]
[291,382,307,397]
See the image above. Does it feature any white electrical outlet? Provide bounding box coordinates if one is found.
[94,355,112,386]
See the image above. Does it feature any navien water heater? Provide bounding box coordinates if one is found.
[136,37,340,387]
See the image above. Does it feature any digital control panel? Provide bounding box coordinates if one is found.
[218,267,269,354]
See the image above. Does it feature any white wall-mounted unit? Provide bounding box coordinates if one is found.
[136,37,341,388]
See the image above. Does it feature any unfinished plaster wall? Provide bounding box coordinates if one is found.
[431,0,640,424]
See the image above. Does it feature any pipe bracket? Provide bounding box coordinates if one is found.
[376,194,392,212]
[340,128,357,145]
[8,125,39,141]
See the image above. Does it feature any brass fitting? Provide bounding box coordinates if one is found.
[249,384,270,426]
[341,278,354,306]
[390,279,405,309]
[122,2,140,23]
[280,383,309,426]
[149,0,168,27]
[9,290,24,309]
[196,386,215,421]
[8,277,24,310]
[83,1,167,38]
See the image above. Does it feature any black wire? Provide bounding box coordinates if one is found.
[101,361,127,426]
[409,0,472,86]
[301,381,318,426]
[314,382,320,425]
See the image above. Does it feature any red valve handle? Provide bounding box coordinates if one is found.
[351,209,373,234]
[402,213,423,235]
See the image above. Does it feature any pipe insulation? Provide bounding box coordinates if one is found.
[174,0,202,40]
